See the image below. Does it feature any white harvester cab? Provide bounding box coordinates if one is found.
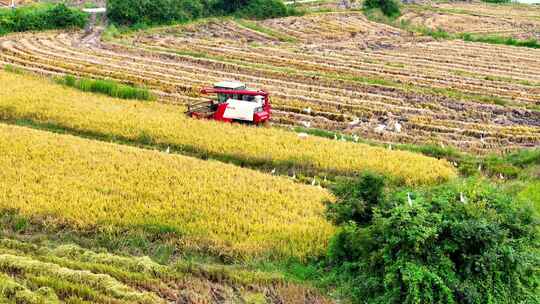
[214,81,264,122]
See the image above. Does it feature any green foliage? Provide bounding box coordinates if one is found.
[482,148,540,179]
[107,0,205,26]
[107,0,294,26]
[461,33,540,49]
[327,178,540,303]
[0,4,87,36]
[3,64,23,74]
[420,27,451,39]
[57,75,154,101]
[235,0,297,19]
[363,0,400,18]
[519,182,540,215]
[212,0,250,13]
[326,173,386,226]
[101,24,122,41]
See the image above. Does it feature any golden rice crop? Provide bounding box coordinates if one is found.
[0,71,457,185]
[0,123,334,260]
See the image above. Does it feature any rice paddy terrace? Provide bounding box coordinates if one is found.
[400,1,540,39]
[0,5,539,153]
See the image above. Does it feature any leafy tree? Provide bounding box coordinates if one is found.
[327,178,540,303]
[326,172,386,226]
[0,4,87,35]
[363,0,400,18]
[236,0,290,19]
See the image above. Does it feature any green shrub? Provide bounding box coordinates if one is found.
[236,0,293,19]
[326,173,386,226]
[107,0,294,25]
[0,4,87,35]
[107,0,204,26]
[327,178,539,304]
[212,0,249,13]
[363,0,400,18]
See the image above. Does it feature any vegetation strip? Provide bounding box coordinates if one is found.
[56,74,155,101]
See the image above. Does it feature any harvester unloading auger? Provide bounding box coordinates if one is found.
[187,81,271,125]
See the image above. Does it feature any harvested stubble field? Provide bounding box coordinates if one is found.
[0,237,331,303]
[400,2,540,39]
[0,9,539,152]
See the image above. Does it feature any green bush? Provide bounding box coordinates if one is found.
[236,0,293,19]
[107,0,205,26]
[0,4,87,36]
[363,0,400,18]
[327,178,539,304]
[107,0,293,26]
[326,172,386,226]
[212,0,249,13]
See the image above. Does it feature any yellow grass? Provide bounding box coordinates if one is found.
[0,123,334,260]
[0,71,457,185]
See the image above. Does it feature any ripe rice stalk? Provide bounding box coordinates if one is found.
[0,123,335,260]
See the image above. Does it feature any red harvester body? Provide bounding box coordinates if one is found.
[187,81,271,125]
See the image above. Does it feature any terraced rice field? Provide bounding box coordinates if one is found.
[0,10,539,152]
[0,70,454,185]
[0,237,331,303]
[400,2,540,39]
[0,121,336,260]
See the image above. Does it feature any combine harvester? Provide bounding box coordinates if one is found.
[187,81,271,125]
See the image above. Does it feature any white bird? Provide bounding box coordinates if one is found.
[303,107,312,115]
[297,132,309,139]
[311,178,317,186]
[499,173,505,180]
[348,117,360,126]
[374,124,386,133]
[407,192,413,207]
[480,134,485,143]
[292,172,296,179]
[452,161,458,167]
[477,164,482,172]
[460,192,467,204]
[352,134,360,142]
[300,121,311,128]
[271,168,276,175]
[333,134,338,140]
[388,144,393,151]
[165,146,170,154]
[394,122,402,133]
